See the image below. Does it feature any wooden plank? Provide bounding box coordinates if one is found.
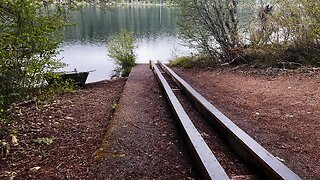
[160,63,301,180]
[151,62,229,180]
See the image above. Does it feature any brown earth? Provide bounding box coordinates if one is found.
[172,66,320,179]
[0,78,126,179]
[0,65,198,179]
[1,65,319,179]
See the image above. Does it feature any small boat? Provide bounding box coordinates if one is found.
[47,69,94,87]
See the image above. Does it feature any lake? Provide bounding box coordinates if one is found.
[57,5,191,83]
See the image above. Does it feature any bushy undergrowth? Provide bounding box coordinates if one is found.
[0,0,71,125]
[176,0,320,67]
[169,56,217,68]
[243,44,320,68]
[171,43,320,69]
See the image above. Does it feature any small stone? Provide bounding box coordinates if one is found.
[285,114,294,118]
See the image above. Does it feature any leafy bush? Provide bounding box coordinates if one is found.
[0,0,68,122]
[108,30,137,77]
[170,57,194,68]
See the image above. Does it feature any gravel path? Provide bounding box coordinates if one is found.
[90,64,197,179]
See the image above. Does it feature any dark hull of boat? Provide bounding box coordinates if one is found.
[47,72,89,87]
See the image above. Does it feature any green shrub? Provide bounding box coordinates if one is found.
[108,30,137,77]
[170,56,194,68]
[169,56,217,68]
[244,44,320,68]
[0,0,68,124]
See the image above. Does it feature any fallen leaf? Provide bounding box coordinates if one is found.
[3,171,17,180]
[11,135,18,146]
[276,156,285,162]
[32,138,53,145]
[29,166,41,172]
[65,117,74,120]
[111,153,126,158]
[201,132,209,137]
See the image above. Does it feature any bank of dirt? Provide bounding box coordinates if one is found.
[172,66,320,179]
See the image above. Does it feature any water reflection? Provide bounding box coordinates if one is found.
[57,5,191,82]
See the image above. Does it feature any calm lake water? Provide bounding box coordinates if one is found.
[57,5,191,83]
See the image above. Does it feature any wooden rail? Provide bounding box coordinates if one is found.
[151,61,229,180]
[159,63,301,180]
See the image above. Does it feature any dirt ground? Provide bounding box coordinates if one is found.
[0,78,126,179]
[172,67,320,179]
[0,65,198,179]
[1,65,319,179]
